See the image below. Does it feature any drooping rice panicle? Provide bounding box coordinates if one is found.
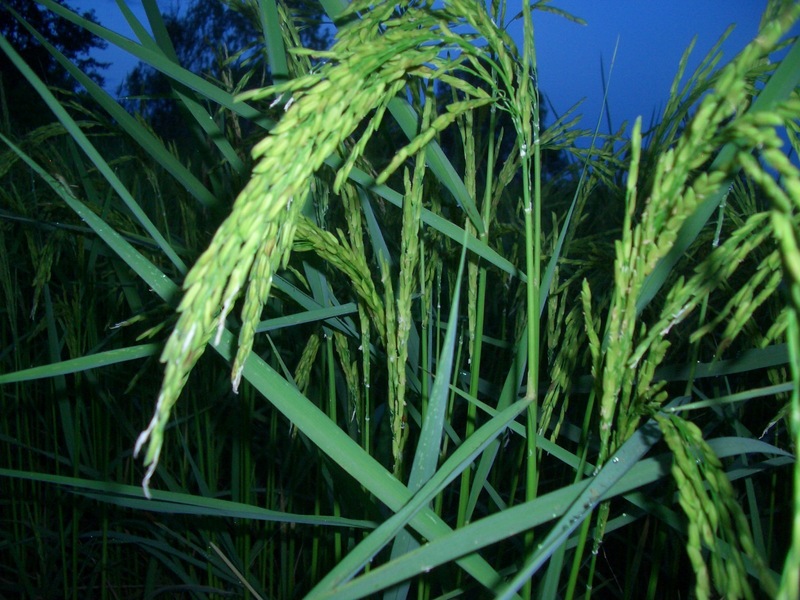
[581,3,800,576]
[595,1,800,467]
[659,414,776,599]
[135,0,512,493]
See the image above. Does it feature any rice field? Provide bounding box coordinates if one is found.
[1,0,799,598]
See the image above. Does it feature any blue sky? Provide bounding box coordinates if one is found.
[69,1,768,135]
[525,2,766,131]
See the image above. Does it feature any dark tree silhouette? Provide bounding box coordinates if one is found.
[121,0,332,144]
[0,0,107,131]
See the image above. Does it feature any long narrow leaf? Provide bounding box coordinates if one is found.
[257,0,290,82]
[309,398,531,597]
[326,433,791,597]
[0,344,159,384]
[0,469,372,528]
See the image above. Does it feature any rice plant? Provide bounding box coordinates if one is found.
[1,0,799,598]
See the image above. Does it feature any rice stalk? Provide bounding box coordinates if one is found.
[135,0,509,492]
[658,414,776,599]
[575,3,800,591]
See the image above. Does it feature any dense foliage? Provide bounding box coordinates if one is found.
[0,0,105,130]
